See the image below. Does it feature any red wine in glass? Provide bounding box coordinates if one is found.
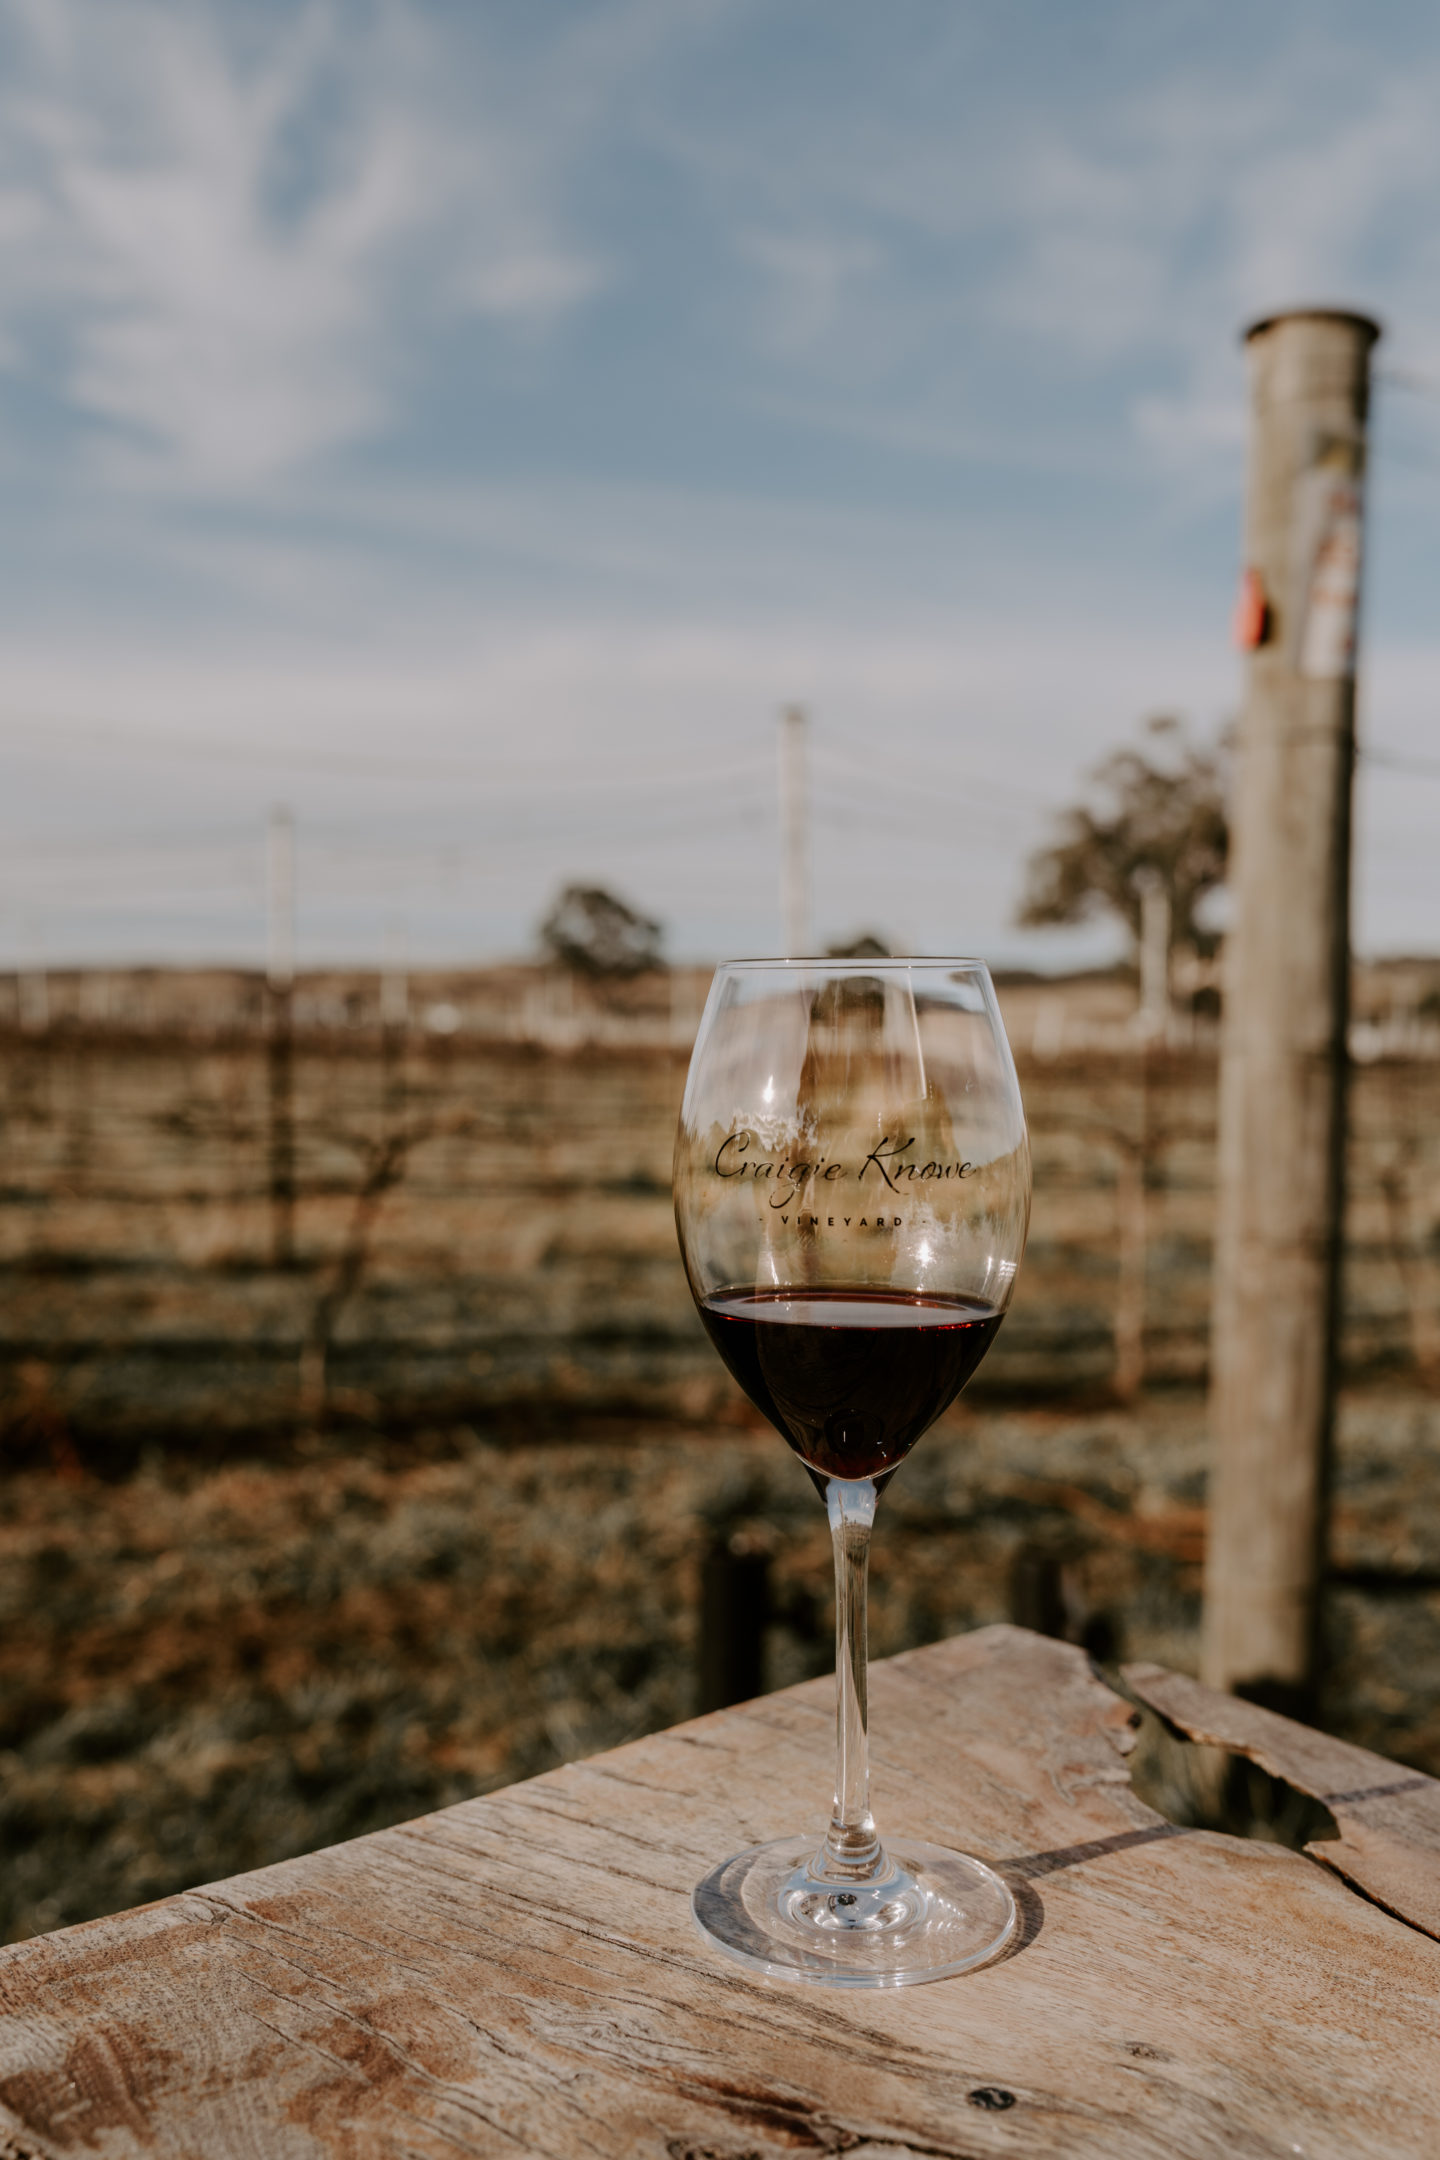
[674,958,1030,1987]
[698,1288,1003,1481]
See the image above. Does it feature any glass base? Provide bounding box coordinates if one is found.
[692,1836,1016,1988]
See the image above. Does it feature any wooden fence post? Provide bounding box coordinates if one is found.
[1113,1128,1147,1404]
[267,988,295,1269]
[267,808,297,1270]
[1203,308,1380,1710]
[697,1530,770,1713]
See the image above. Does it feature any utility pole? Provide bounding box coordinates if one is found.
[266,807,297,1269]
[1203,308,1380,1713]
[779,705,813,957]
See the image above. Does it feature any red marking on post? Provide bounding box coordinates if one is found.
[1233,567,1270,651]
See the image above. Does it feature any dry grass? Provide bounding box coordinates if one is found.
[5,1385,1438,1946]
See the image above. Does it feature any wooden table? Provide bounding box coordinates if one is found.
[2,1625,1438,2158]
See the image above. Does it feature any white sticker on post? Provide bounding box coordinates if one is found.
[1295,457,1363,682]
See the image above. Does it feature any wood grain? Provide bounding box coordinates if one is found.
[2,1625,1438,2159]
[1205,311,1377,1701]
[1126,1656,1440,1942]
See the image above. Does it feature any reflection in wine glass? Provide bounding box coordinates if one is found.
[674,959,1030,1986]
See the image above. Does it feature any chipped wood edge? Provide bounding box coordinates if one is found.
[1123,1660,1440,1942]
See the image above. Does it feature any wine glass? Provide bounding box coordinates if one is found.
[673,958,1030,1986]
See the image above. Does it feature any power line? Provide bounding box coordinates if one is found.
[0,706,1068,813]
[1377,365,1440,402]
[0,796,781,883]
[0,711,770,805]
[1363,747,1440,780]
[818,729,1060,814]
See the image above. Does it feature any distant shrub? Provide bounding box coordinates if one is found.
[541,885,664,978]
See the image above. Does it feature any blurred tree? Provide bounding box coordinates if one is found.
[541,885,664,977]
[826,933,892,958]
[1018,717,1228,959]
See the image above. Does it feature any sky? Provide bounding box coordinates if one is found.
[1,0,1439,972]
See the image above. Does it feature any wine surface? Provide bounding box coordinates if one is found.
[698,1287,1003,1481]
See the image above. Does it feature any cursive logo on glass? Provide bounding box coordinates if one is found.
[713,1130,974,1210]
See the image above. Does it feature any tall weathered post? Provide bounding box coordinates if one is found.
[1203,308,1379,1711]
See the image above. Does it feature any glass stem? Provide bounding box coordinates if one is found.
[822,1477,882,1879]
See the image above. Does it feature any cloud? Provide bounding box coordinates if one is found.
[647,14,1440,486]
[8,4,1438,509]
[455,249,608,326]
[0,0,610,489]
[987,58,1440,356]
[738,230,881,360]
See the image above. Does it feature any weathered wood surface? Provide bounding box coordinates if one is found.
[2,1625,1439,2160]
[1127,1657,1440,1942]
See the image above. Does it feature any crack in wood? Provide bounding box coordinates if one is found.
[1120,1660,1440,1943]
